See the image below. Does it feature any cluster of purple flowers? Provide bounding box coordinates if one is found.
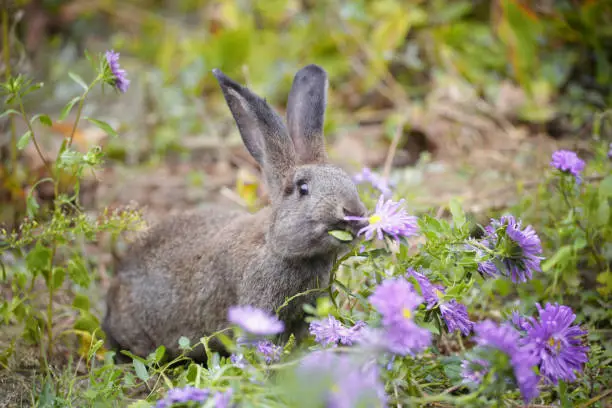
[227,305,284,365]
[462,303,589,403]
[345,195,419,243]
[366,277,432,355]
[104,50,130,93]
[462,320,540,403]
[512,303,590,385]
[474,215,544,283]
[550,150,585,182]
[353,167,393,198]
[408,268,473,336]
[298,351,387,408]
[155,386,233,408]
[309,315,366,347]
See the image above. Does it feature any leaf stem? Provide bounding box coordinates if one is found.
[46,244,57,361]
[2,6,17,171]
[16,97,53,176]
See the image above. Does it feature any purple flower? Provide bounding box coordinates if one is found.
[309,316,366,347]
[408,269,443,309]
[104,50,130,93]
[228,305,284,336]
[608,143,612,159]
[461,358,491,386]
[256,340,283,364]
[369,277,423,325]
[440,300,472,336]
[353,167,393,198]
[510,310,533,332]
[550,150,585,180]
[408,268,473,336]
[479,215,543,283]
[471,320,540,403]
[368,277,431,355]
[211,389,233,408]
[155,386,209,408]
[230,353,247,368]
[298,351,387,408]
[345,195,419,243]
[523,303,589,384]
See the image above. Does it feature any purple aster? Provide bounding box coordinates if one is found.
[523,303,589,384]
[211,389,233,408]
[369,277,423,325]
[608,143,612,159]
[472,320,540,403]
[256,340,283,364]
[345,195,419,242]
[510,310,533,332]
[407,268,473,336]
[309,316,366,347]
[479,215,543,283]
[230,353,247,368]
[353,167,393,198]
[155,386,209,408]
[368,277,432,355]
[550,150,585,180]
[298,351,387,408]
[227,305,284,336]
[407,268,443,309]
[461,358,491,386]
[440,300,472,336]
[104,50,130,93]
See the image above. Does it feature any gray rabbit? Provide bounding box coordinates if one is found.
[102,64,367,363]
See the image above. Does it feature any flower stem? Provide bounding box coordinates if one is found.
[1,6,17,171]
[46,244,57,360]
[17,97,53,177]
[67,78,99,150]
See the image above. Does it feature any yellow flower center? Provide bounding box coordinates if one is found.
[435,290,444,298]
[402,307,412,319]
[331,384,340,393]
[548,337,561,352]
[369,214,382,224]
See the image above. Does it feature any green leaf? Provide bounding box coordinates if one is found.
[88,339,104,361]
[32,114,52,127]
[72,294,90,311]
[51,267,65,290]
[58,149,82,168]
[60,96,81,121]
[448,198,466,227]
[84,117,118,138]
[133,359,149,382]
[599,175,612,199]
[328,230,353,242]
[26,242,52,275]
[26,194,40,218]
[178,336,191,350]
[73,313,99,333]
[68,72,88,91]
[17,130,32,150]
[153,345,166,363]
[542,245,573,273]
[67,257,91,288]
[0,108,20,119]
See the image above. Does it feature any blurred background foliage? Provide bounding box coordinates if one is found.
[6,0,612,136]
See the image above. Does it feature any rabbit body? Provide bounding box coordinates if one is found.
[103,65,367,363]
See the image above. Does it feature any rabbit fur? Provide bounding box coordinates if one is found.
[102,64,368,363]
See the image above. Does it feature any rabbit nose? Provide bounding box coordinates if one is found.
[342,207,368,232]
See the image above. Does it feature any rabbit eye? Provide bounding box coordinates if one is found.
[297,181,309,196]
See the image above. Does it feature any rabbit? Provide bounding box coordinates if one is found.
[102,64,368,364]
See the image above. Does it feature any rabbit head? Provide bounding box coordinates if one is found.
[213,65,367,258]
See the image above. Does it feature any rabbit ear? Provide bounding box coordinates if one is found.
[213,69,296,198]
[286,64,328,164]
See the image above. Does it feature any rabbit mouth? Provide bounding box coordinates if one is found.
[328,219,365,240]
